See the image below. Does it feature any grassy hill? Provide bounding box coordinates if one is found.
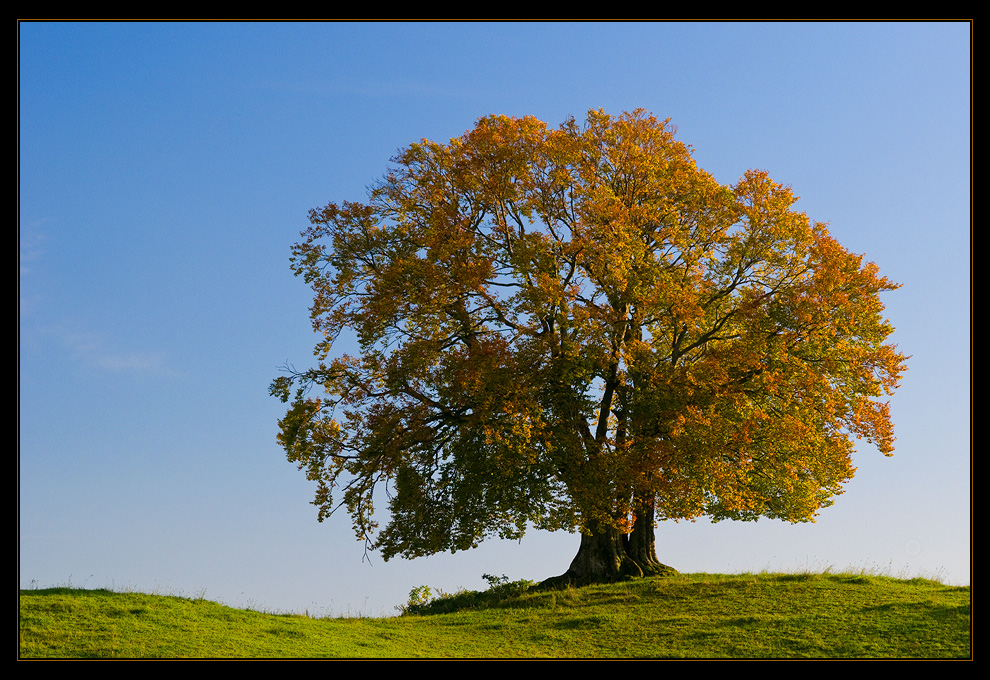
[19,571,970,659]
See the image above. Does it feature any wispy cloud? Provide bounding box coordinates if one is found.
[67,331,177,378]
[93,351,171,374]
[22,325,180,379]
[18,220,48,315]
[20,222,178,379]
[19,219,47,275]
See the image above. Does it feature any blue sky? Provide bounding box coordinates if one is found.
[19,21,970,617]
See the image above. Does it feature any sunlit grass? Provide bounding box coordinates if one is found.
[19,570,970,658]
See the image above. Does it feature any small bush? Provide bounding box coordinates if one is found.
[399,574,536,616]
[482,573,535,598]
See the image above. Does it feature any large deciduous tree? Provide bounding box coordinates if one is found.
[270,109,907,585]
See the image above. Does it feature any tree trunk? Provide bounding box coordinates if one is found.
[539,511,677,589]
[626,502,678,577]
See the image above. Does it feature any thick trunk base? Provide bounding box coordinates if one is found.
[538,517,677,590]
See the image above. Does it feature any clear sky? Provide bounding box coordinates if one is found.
[19,21,970,617]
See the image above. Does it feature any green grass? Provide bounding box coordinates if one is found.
[19,571,970,659]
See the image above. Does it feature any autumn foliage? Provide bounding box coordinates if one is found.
[271,109,906,582]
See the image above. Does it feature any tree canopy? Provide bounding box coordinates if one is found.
[270,109,907,584]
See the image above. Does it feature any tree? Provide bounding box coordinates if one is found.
[270,109,907,586]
